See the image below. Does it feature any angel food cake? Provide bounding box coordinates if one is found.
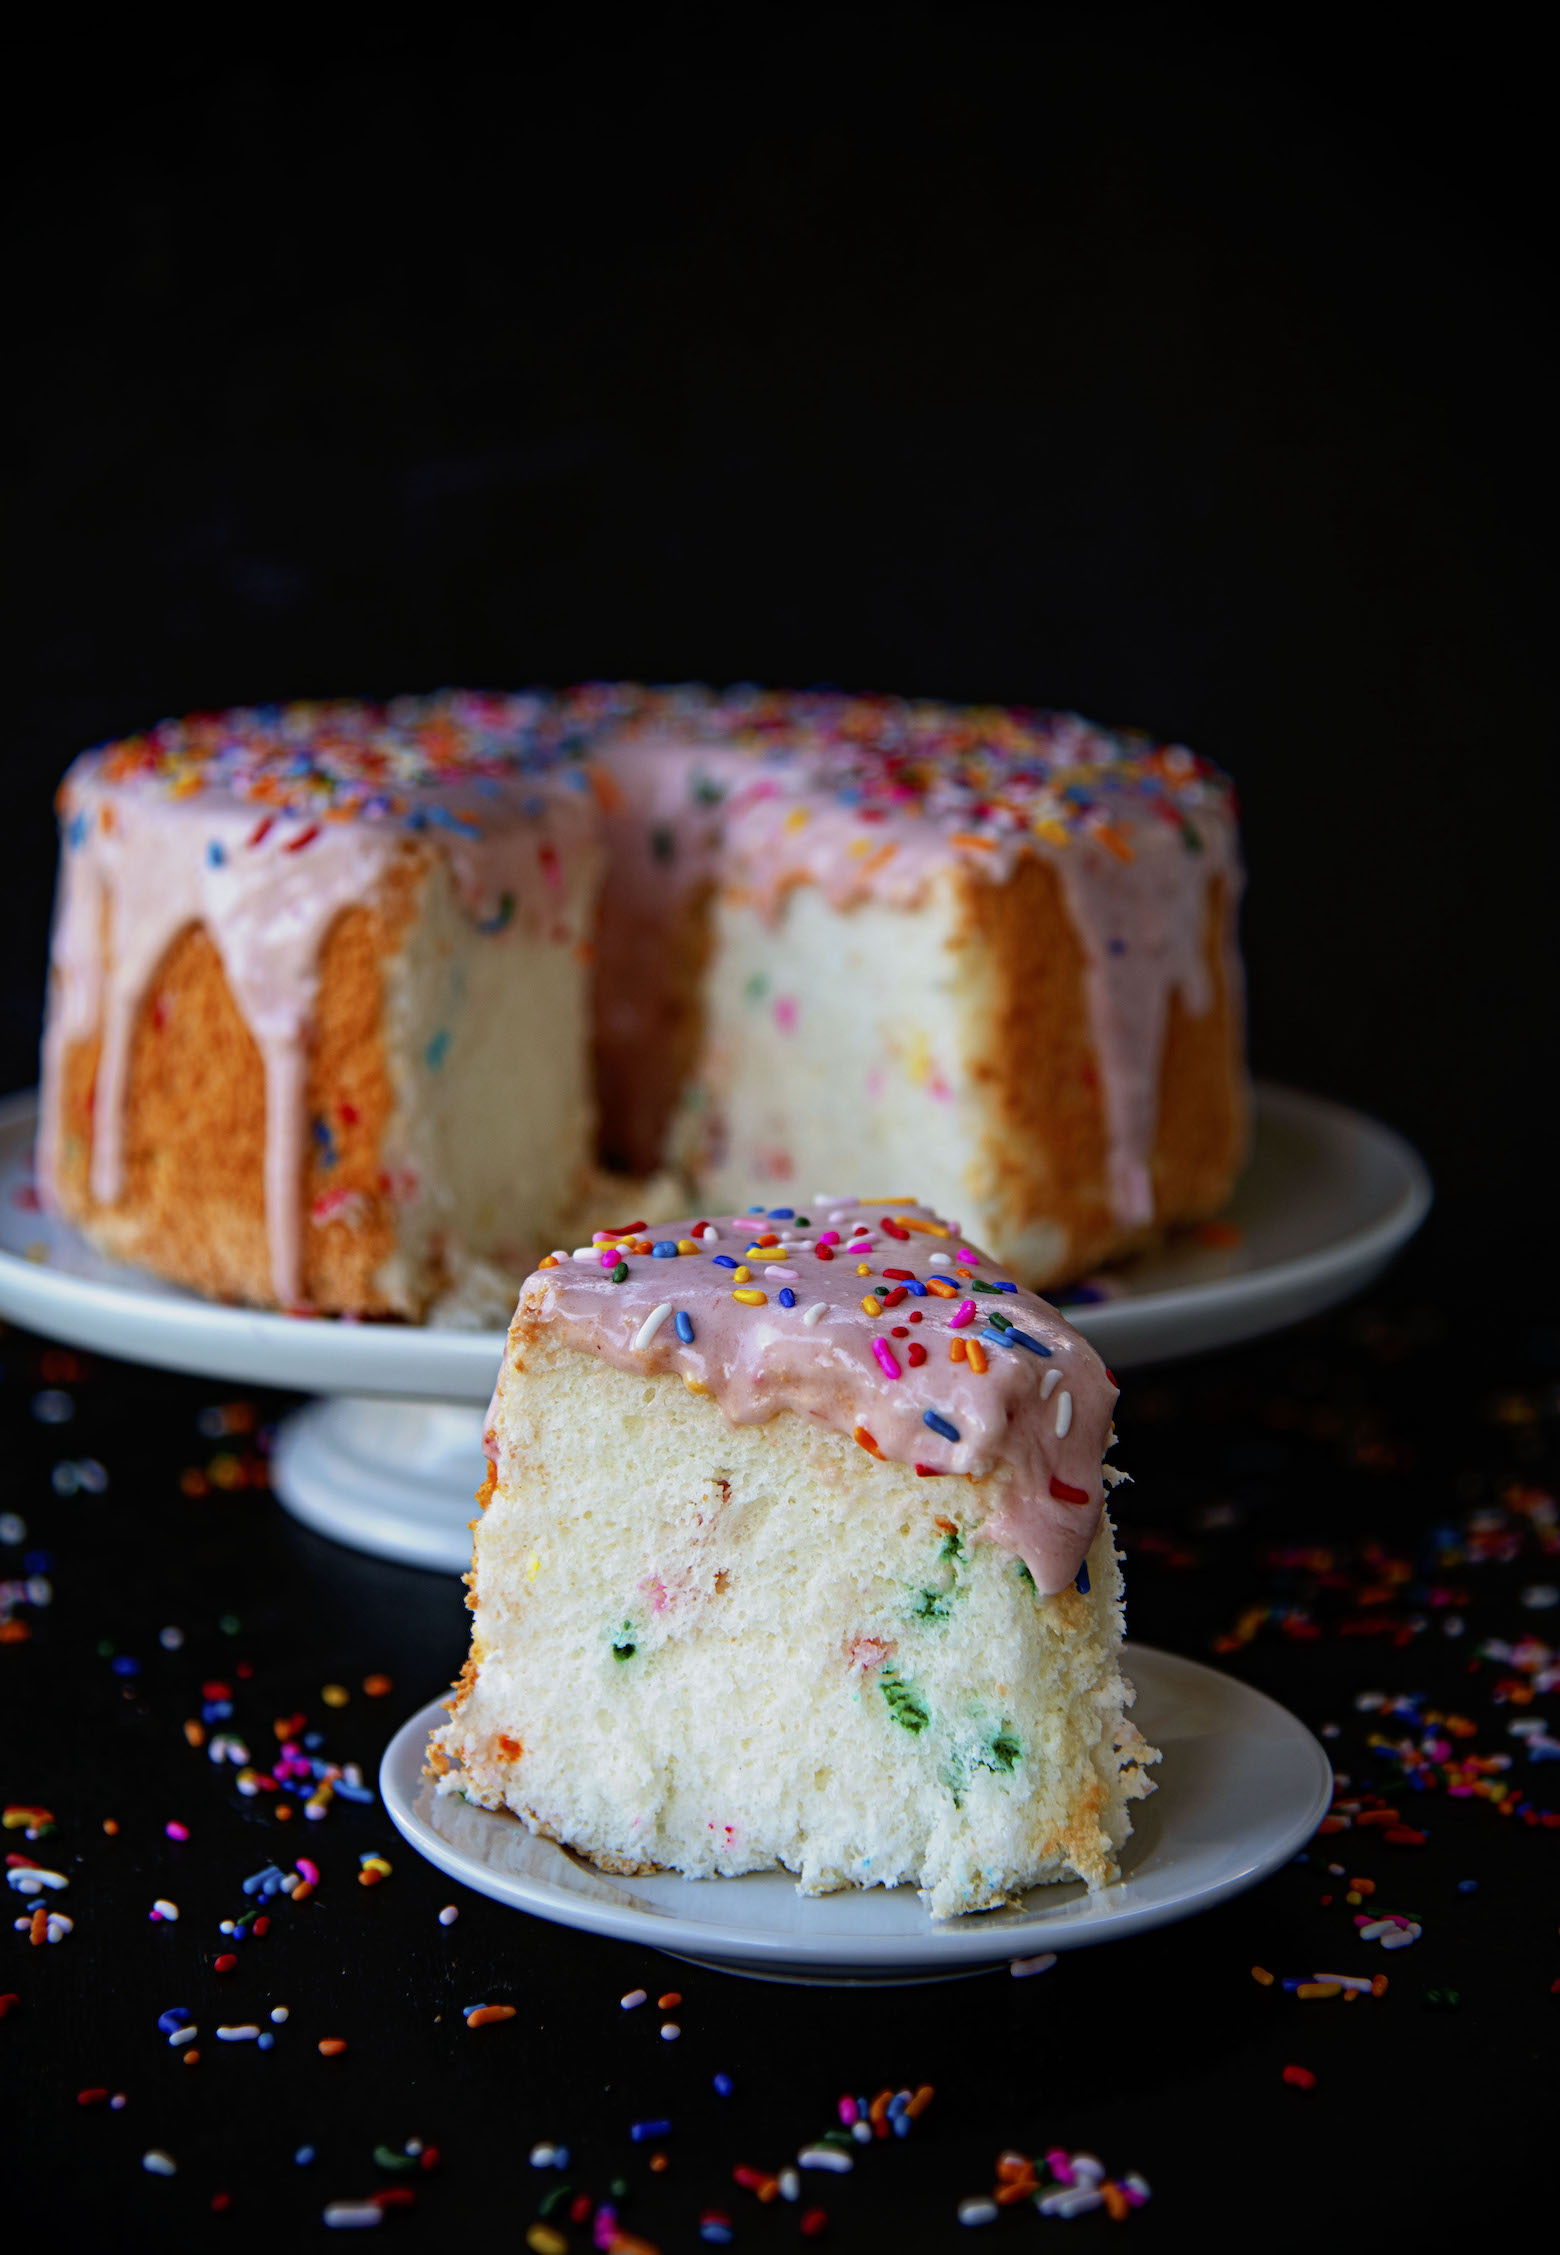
[429,1198,1158,1916]
[37,685,1245,1312]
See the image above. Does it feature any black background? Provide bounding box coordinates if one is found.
[4,6,1556,1285]
[3,12,1557,2247]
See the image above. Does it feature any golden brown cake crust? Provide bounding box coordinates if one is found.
[956,854,1246,1282]
[52,853,427,1313]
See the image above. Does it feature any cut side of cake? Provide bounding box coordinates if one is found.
[429,1197,1158,1917]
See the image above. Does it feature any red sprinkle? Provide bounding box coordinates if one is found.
[906,1343,927,1367]
[801,2210,830,2238]
[881,1268,915,1281]
[1049,1476,1091,1505]
[880,1219,910,1240]
[1383,1827,1427,1847]
[815,1245,835,1261]
[214,1954,238,1972]
[76,2088,108,2106]
[283,823,321,853]
[1282,2065,1318,2090]
[247,817,274,848]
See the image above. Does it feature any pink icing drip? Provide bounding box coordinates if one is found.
[38,764,593,1307]
[512,1197,1120,1595]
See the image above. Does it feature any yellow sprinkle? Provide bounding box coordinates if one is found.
[861,1295,882,1317]
[895,1216,951,1237]
[683,1375,711,1395]
[537,1254,559,1268]
[1032,817,1070,847]
[732,1264,752,1284]
[856,1262,872,1276]
[785,806,810,831]
[966,1339,988,1375]
[676,1239,699,1254]
[848,835,874,858]
[1251,1965,1275,1987]
[527,2226,569,2255]
[1297,1981,1342,2000]
[732,1288,767,1306]
[855,1197,913,1205]
[949,1338,967,1364]
[321,1683,349,1709]
[525,1555,542,1581]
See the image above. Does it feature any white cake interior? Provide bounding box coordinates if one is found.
[434,1336,1156,1917]
[372,859,595,1309]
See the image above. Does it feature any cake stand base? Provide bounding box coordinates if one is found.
[271,1397,486,1571]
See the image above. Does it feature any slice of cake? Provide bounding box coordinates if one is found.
[429,1196,1158,1917]
[36,695,602,1314]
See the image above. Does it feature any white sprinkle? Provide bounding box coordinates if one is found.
[44,1913,72,1942]
[928,1251,953,1267]
[957,2195,997,2225]
[620,1988,647,2010]
[1009,1951,1057,1978]
[158,1625,184,1650]
[698,1224,720,1241]
[797,2145,853,2173]
[322,2203,383,2229]
[438,1905,459,1927]
[802,1302,826,1328]
[6,1867,67,1893]
[1122,2173,1152,2202]
[763,1265,799,1279]
[216,2024,261,2041]
[850,2119,873,2143]
[142,2150,177,2177]
[571,1247,599,1262]
[529,2142,557,2168]
[1040,1367,1062,1400]
[1313,1973,1373,1991]
[1379,1928,1419,1950]
[1071,2154,1105,2184]
[150,1899,179,1922]
[1040,2186,1103,2218]
[167,2026,197,2046]
[778,2168,801,2201]
[1054,1389,1073,1439]
[271,2006,290,2022]
[1522,1584,1559,1610]
[632,1301,674,1351]
[661,2020,681,2041]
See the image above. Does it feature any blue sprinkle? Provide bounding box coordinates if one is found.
[67,812,89,850]
[206,839,225,867]
[110,1655,140,1677]
[980,1328,1014,1349]
[778,1288,796,1308]
[630,2118,672,2142]
[993,1280,1018,1292]
[1075,1561,1091,1594]
[651,1241,679,1257]
[424,804,482,838]
[1005,1327,1052,1357]
[923,1410,960,1444]
[675,1311,695,1344]
[294,2147,316,2167]
[893,2114,911,2138]
[905,1279,926,1296]
[257,2031,274,2050]
[748,1205,766,1215]
[712,2072,733,2096]
[303,1731,325,1749]
[425,1029,451,1071]
[476,892,515,934]
[1458,1880,1479,1893]
[712,1255,739,1270]
[333,1781,374,1803]
[157,2007,193,2035]
[767,1207,795,1219]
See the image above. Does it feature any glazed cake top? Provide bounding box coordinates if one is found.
[516,1194,1123,1597]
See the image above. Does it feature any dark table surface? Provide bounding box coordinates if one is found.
[4,1243,1555,2248]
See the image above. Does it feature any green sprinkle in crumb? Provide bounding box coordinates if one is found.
[880,1667,930,1735]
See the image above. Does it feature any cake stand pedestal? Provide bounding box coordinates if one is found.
[0,1084,1431,1575]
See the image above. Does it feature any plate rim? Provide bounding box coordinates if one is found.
[376,1643,1332,1974]
[0,1082,1430,1393]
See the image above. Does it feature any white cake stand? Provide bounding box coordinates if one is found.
[0,1084,1430,1573]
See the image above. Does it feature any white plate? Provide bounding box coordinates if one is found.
[377,1646,1331,1984]
[0,1082,1430,1391]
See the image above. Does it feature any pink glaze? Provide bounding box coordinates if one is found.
[514,1196,1120,1596]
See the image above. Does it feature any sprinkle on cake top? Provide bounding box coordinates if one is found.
[516,1194,1122,1597]
[65,683,1229,862]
